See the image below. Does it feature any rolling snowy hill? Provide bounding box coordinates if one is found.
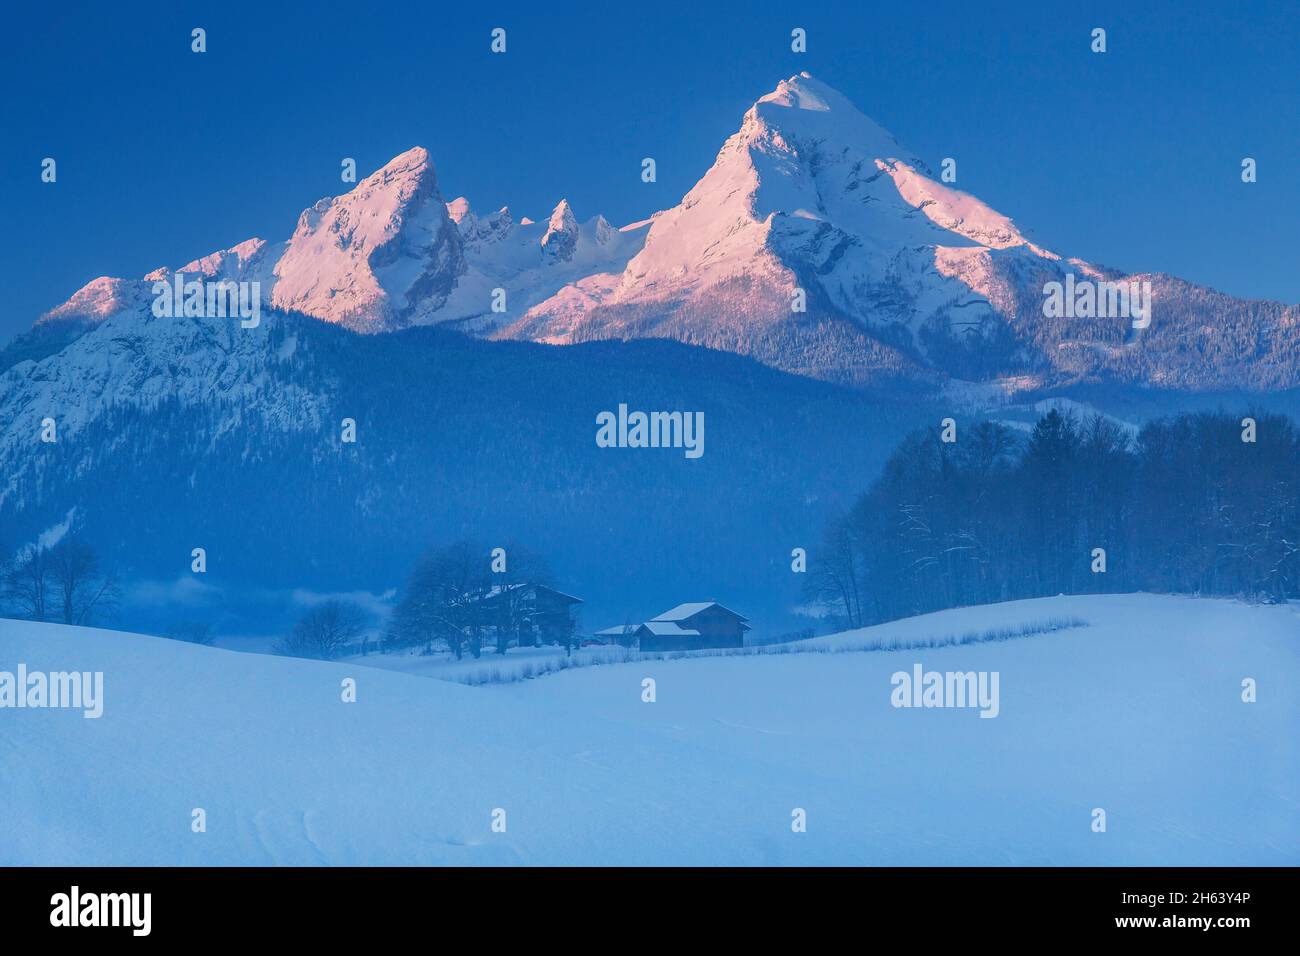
[2,593,1295,865]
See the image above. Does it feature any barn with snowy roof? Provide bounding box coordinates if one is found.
[598,602,750,652]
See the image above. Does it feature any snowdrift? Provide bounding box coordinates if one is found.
[1,594,1296,865]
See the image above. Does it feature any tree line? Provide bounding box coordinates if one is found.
[804,409,1300,628]
[271,540,579,662]
[386,541,577,659]
[1,534,119,626]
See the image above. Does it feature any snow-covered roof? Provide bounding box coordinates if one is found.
[594,625,636,636]
[525,584,582,604]
[651,602,748,623]
[639,621,701,637]
[467,583,583,604]
[479,583,526,599]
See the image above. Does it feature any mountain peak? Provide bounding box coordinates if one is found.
[547,199,576,229]
[745,72,917,169]
[37,276,150,326]
[178,237,270,279]
[268,147,459,330]
[503,73,1053,384]
[18,73,1300,399]
[542,200,579,261]
[446,196,473,224]
[344,146,437,210]
[375,145,432,178]
[757,71,837,111]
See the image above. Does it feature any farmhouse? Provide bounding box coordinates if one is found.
[471,583,583,647]
[599,602,751,652]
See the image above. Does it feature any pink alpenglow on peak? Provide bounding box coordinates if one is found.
[446,197,474,225]
[37,276,153,326]
[268,146,463,331]
[179,238,272,279]
[541,200,579,261]
[34,147,641,336]
[28,74,1300,393]
[499,72,1188,389]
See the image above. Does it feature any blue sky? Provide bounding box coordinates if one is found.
[2,0,1297,342]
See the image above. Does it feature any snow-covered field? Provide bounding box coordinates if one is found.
[1,594,1296,865]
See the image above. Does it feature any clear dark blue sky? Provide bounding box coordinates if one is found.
[2,0,1297,341]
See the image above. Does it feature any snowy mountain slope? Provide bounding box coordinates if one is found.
[0,308,933,636]
[31,149,642,336]
[496,72,1076,382]
[38,275,157,327]
[2,593,1295,865]
[266,146,461,329]
[24,72,1300,391]
[430,197,648,334]
[500,73,1300,390]
[28,149,458,334]
[0,308,326,511]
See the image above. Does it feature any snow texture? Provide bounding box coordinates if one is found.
[2,593,1295,865]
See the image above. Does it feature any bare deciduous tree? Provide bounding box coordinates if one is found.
[275,600,367,660]
[388,541,564,658]
[4,536,118,625]
[4,546,52,621]
[387,541,490,659]
[48,536,120,625]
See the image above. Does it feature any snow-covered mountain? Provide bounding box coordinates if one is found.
[0,296,934,638]
[432,196,647,334]
[34,147,644,336]
[0,307,326,511]
[500,72,1300,389]
[21,71,1300,391]
[500,72,1050,384]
